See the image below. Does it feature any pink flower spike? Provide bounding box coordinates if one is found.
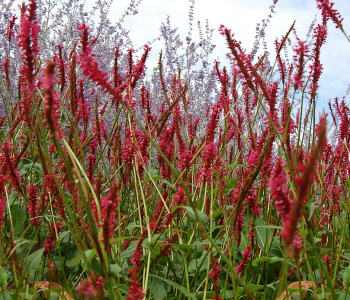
[269,158,292,218]
[316,0,344,30]
[40,60,63,139]
[127,267,144,300]
[17,0,40,90]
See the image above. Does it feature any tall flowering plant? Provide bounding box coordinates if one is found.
[0,0,349,299]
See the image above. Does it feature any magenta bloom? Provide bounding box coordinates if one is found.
[40,61,63,139]
[17,0,41,89]
[269,158,292,219]
[316,0,344,30]
[292,38,309,91]
[126,267,144,300]
[27,184,39,226]
[76,279,97,300]
[235,246,252,275]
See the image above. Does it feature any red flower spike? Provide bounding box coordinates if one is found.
[0,175,7,229]
[6,16,17,43]
[269,158,292,219]
[17,0,40,90]
[293,38,309,91]
[40,60,63,139]
[235,246,252,276]
[209,253,221,286]
[27,184,40,226]
[316,0,344,30]
[282,120,326,249]
[127,267,145,300]
[77,24,123,104]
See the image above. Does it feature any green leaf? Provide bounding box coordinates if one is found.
[343,265,350,288]
[193,239,224,246]
[115,284,128,295]
[236,283,264,296]
[18,156,36,174]
[10,205,27,236]
[150,275,197,300]
[91,257,103,277]
[150,279,166,300]
[58,231,70,242]
[81,249,103,276]
[255,218,270,248]
[195,291,215,298]
[223,178,239,194]
[340,201,347,211]
[225,205,234,211]
[144,170,172,186]
[150,169,160,178]
[85,249,97,261]
[120,241,138,259]
[316,292,332,299]
[0,267,7,289]
[346,178,350,189]
[19,162,43,176]
[309,203,319,220]
[188,251,209,273]
[212,210,224,220]
[0,292,12,300]
[313,237,322,244]
[25,248,45,271]
[180,206,208,224]
[338,292,350,300]
[144,175,162,182]
[178,244,194,252]
[109,264,122,277]
[252,256,284,267]
[67,255,83,269]
[8,191,18,205]
[7,240,33,257]
[299,230,308,238]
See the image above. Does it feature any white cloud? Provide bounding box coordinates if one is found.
[101,0,350,111]
[13,0,350,110]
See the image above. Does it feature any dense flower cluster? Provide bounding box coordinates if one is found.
[0,0,349,298]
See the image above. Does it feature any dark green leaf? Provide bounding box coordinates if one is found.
[252,256,284,267]
[150,169,160,178]
[91,257,103,277]
[0,292,12,300]
[346,178,350,189]
[18,156,36,170]
[85,249,97,260]
[25,248,45,271]
[150,279,166,300]
[255,218,270,248]
[212,210,224,220]
[181,206,208,224]
[10,205,27,236]
[109,264,122,277]
[343,265,350,288]
[150,275,196,300]
[338,292,350,300]
[223,178,239,194]
[178,244,194,252]
[195,291,215,298]
[120,241,138,259]
[236,283,264,296]
[8,191,18,205]
[0,267,7,289]
[188,251,208,273]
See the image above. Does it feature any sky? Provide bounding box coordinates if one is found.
[86,0,350,113]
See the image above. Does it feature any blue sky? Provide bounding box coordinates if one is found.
[91,0,350,113]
